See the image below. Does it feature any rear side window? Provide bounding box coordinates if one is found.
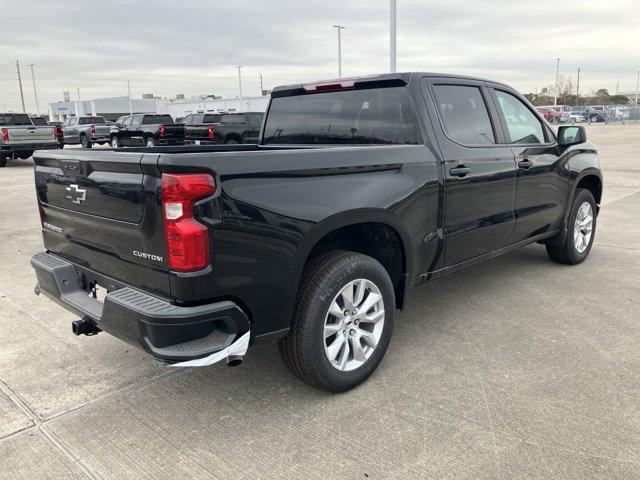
[263,86,419,145]
[0,114,32,126]
[432,85,495,145]
[142,115,174,125]
[494,90,545,144]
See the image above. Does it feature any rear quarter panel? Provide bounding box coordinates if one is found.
[158,145,441,337]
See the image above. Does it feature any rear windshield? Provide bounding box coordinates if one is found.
[142,115,174,125]
[79,116,106,125]
[203,114,221,123]
[30,117,48,126]
[0,114,32,126]
[263,86,419,145]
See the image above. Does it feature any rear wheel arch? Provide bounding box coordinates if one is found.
[296,213,412,311]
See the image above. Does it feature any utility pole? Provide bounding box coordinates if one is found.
[333,25,345,78]
[576,67,580,105]
[235,66,243,111]
[554,57,561,106]
[127,81,132,114]
[259,73,264,96]
[390,0,397,73]
[15,61,26,113]
[28,64,40,115]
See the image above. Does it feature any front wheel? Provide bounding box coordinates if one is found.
[279,251,395,392]
[546,188,597,264]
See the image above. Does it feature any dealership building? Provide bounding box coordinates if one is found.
[47,95,269,121]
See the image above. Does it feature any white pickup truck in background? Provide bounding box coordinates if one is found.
[0,113,59,167]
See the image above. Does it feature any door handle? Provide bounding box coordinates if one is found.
[449,165,471,177]
[518,159,533,169]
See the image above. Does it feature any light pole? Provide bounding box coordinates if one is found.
[635,70,639,108]
[554,57,561,106]
[127,81,132,114]
[28,64,40,115]
[15,61,26,113]
[235,66,243,111]
[259,73,264,96]
[576,67,581,105]
[333,25,345,78]
[390,0,397,73]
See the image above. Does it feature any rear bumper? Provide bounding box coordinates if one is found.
[185,139,218,145]
[1,143,59,153]
[31,251,251,365]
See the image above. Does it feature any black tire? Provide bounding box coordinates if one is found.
[80,135,92,149]
[145,137,157,147]
[278,251,395,392]
[224,138,240,145]
[0,153,6,168]
[546,188,597,265]
[110,136,120,148]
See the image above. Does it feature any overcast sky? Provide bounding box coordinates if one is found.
[0,0,638,112]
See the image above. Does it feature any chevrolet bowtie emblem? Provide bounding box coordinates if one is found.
[65,184,87,204]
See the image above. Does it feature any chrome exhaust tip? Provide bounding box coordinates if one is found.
[226,355,244,367]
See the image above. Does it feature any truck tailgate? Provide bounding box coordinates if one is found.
[34,150,170,297]
[8,125,56,144]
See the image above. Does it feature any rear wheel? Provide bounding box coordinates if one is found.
[110,136,120,148]
[224,138,239,145]
[80,135,92,149]
[278,251,395,392]
[546,188,597,265]
[145,137,157,147]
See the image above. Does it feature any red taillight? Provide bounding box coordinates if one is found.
[90,125,96,134]
[159,125,166,136]
[1,128,8,142]
[53,127,59,139]
[162,173,215,272]
[207,126,215,138]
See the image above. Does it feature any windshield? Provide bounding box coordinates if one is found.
[262,86,420,145]
[0,114,32,126]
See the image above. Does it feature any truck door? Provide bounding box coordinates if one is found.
[64,117,79,143]
[488,87,569,244]
[422,78,517,266]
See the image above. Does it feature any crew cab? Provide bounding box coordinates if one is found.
[182,112,264,145]
[62,116,111,148]
[31,73,602,392]
[110,114,185,148]
[0,113,58,167]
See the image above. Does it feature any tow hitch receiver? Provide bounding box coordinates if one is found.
[72,317,101,336]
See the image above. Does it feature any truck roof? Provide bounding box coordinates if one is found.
[271,72,511,96]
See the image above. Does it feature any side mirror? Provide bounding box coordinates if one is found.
[558,125,586,146]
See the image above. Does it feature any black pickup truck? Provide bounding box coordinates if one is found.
[181,112,264,145]
[109,114,185,148]
[31,73,602,392]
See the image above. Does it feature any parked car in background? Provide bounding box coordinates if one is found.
[610,106,630,120]
[31,72,602,391]
[181,112,264,145]
[579,107,608,123]
[536,107,561,123]
[0,112,58,166]
[537,105,572,123]
[110,114,185,147]
[566,112,586,124]
[62,116,111,148]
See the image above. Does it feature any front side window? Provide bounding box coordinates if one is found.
[494,90,545,144]
[263,86,419,145]
[432,85,496,145]
[123,116,134,127]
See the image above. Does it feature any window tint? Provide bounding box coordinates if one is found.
[79,116,105,125]
[432,85,495,145]
[263,86,419,145]
[142,115,174,125]
[0,114,32,126]
[494,90,545,144]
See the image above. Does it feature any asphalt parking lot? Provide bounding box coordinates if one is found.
[1,124,639,479]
